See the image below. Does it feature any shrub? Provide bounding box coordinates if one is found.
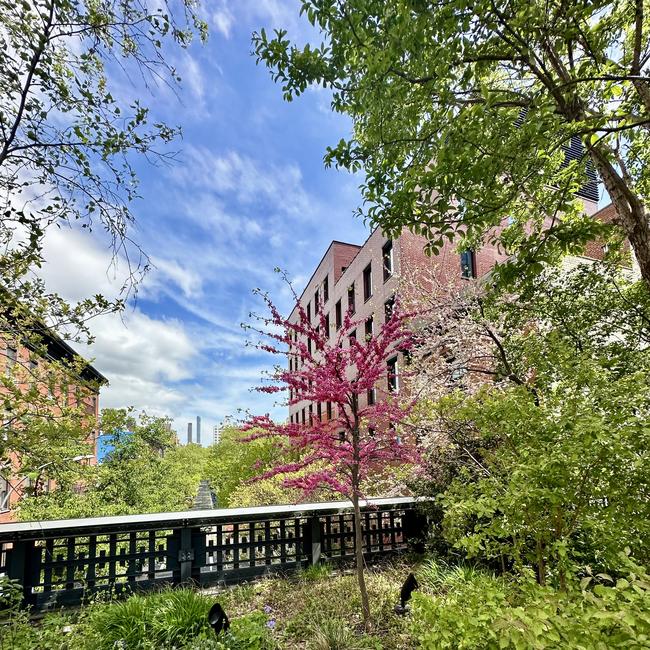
[299,563,333,582]
[308,619,371,650]
[85,593,153,649]
[412,557,650,649]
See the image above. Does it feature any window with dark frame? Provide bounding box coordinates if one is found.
[307,302,312,322]
[327,401,332,420]
[314,288,320,314]
[307,337,312,354]
[365,316,373,340]
[367,388,376,406]
[382,240,393,281]
[324,313,330,338]
[0,477,9,512]
[384,295,395,323]
[349,329,357,346]
[323,276,329,302]
[5,346,16,376]
[363,263,372,301]
[309,404,313,425]
[316,402,322,421]
[460,250,477,279]
[348,282,355,314]
[387,356,399,392]
[335,299,342,329]
[302,408,306,425]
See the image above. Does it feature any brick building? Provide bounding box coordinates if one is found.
[285,191,631,425]
[0,329,106,522]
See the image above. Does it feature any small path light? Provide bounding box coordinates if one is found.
[208,602,230,634]
[394,573,419,615]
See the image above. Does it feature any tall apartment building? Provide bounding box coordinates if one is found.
[286,190,623,425]
[0,329,106,522]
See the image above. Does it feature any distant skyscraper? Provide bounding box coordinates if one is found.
[187,422,193,444]
[196,416,201,444]
[213,424,221,445]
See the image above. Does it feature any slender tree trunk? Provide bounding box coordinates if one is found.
[536,538,546,586]
[350,395,370,631]
[352,489,371,631]
[587,143,650,288]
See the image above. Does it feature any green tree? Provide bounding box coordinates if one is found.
[253,0,650,287]
[0,0,206,485]
[412,265,650,583]
[204,426,282,508]
[18,409,211,520]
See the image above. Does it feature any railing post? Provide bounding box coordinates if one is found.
[402,508,427,554]
[309,515,321,565]
[7,540,39,607]
[178,526,194,586]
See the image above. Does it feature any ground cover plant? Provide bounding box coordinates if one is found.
[0,562,418,649]
[3,556,649,649]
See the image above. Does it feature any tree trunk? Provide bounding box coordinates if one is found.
[587,143,650,288]
[352,491,371,631]
[536,538,546,586]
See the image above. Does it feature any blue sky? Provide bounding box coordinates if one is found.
[41,1,370,442]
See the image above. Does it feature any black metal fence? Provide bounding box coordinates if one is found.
[0,497,425,610]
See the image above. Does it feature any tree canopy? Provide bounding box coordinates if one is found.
[254,0,650,286]
[0,1,206,483]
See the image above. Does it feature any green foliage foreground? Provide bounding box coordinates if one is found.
[2,558,649,649]
[412,556,650,649]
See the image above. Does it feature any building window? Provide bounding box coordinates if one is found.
[338,430,345,442]
[307,337,312,354]
[0,477,9,511]
[349,329,357,346]
[460,250,477,279]
[383,240,393,281]
[323,276,329,302]
[348,282,355,314]
[324,313,330,338]
[302,408,306,425]
[290,414,293,424]
[363,263,372,301]
[367,388,376,406]
[307,302,312,322]
[384,295,395,323]
[314,288,320,314]
[365,316,374,341]
[387,356,399,392]
[5,346,16,376]
[327,401,332,420]
[335,299,342,330]
[309,404,313,425]
[316,402,322,421]
[368,426,375,437]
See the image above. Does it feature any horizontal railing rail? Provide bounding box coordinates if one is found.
[0,497,427,611]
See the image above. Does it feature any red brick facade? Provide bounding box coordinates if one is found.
[287,197,617,424]
[0,334,105,523]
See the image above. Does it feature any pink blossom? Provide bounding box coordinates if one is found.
[243,281,420,501]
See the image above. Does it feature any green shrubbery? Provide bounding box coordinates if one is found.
[411,556,650,649]
[0,586,274,650]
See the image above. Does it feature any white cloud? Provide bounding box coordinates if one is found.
[145,256,204,300]
[211,4,235,38]
[88,309,197,383]
[171,147,310,217]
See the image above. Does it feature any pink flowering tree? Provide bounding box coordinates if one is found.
[243,278,418,629]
